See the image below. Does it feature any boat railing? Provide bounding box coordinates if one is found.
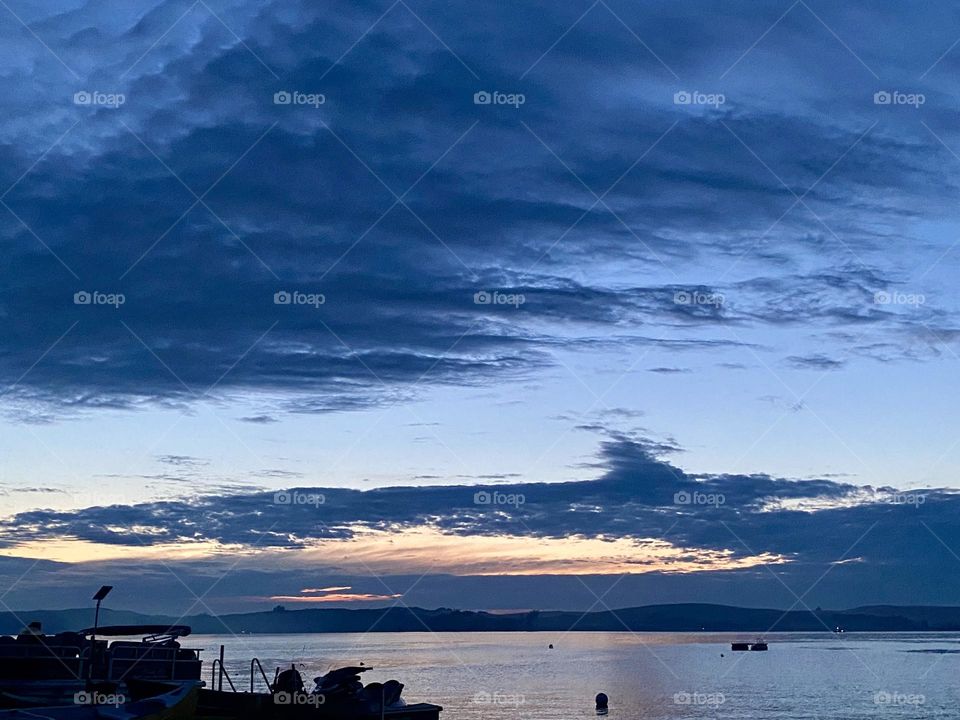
[0,642,83,659]
[210,646,272,693]
[250,658,272,693]
[211,657,237,692]
[107,643,201,681]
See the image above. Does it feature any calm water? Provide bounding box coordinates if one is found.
[193,631,960,718]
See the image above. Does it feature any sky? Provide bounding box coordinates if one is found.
[1,0,960,616]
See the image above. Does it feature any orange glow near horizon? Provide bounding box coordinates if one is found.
[293,527,788,575]
[0,526,788,575]
[269,592,402,603]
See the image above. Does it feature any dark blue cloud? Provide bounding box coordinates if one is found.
[0,0,956,420]
[0,433,948,562]
[3,431,958,609]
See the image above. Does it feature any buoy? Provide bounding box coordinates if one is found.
[548,644,554,649]
[596,692,609,715]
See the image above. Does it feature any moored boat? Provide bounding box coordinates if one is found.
[197,665,441,720]
[0,625,202,709]
[0,587,442,720]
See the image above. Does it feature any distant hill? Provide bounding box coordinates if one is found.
[5,603,960,635]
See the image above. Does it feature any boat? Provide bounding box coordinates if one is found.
[730,642,749,651]
[0,587,442,720]
[749,641,768,651]
[0,625,202,709]
[0,680,198,720]
[197,664,442,720]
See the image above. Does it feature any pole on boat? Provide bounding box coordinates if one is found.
[219,645,225,691]
[89,585,113,681]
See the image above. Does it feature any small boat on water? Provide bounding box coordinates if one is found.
[731,640,768,651]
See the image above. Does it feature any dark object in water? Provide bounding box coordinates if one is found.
[595,692,608,715]
[548,644,553,649]
[750,642,768,651]
[730,642,749,651]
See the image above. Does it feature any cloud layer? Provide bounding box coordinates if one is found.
[0,0,957,420]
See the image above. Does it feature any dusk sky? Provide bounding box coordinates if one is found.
[2,0,960,615]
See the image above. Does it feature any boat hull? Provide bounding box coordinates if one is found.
[197,689,441,720]
[0,682,198,720]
